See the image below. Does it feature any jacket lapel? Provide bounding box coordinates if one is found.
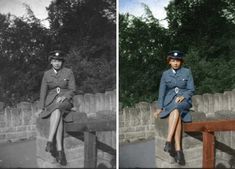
[56,67,65,79]
[49,69,57,78]
[167,69,175,77]
[50,67,64,78]
[176,67,183,77]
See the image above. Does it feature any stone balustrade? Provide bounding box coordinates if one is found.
[36,90,116,168]
[0,90,116,168]
[119,89,235,168]
[0,102,37,143]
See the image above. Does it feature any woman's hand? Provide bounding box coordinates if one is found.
[175,96,185,103]
[56,96,66,103]
[35,109,43,118]
[154,109,162,119]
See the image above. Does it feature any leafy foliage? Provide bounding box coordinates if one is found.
[0,0,116,106]
[120,0,235,107]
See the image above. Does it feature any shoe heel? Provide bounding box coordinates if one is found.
[164,141,172,153]
[175,150,185,165]
[45,141,52,152]
[56,151,67,166]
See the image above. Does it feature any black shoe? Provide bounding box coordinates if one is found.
[175,150,185,165]
[164,141,173,153]
[164,141,175,157]
[51,148,58,158]
[56,151,67,166]
[45,141,54,153]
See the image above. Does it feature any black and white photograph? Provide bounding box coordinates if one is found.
[0,0,116,168]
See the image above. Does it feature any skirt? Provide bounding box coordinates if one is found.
[40,96,73,122]
[159,96,192,123]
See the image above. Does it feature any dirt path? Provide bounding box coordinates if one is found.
[0,139,37,168]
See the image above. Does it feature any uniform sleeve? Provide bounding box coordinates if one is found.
[157,72,166,109]
[63,69,76,99]
[39,72,48,109]
[182,69,195,99]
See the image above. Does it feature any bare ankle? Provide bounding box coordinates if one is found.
[175,146,181,151]
[166,138,172,142]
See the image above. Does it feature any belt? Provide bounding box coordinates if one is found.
[56,87,60,94]
[175,87,179,94]
[48,87,67,94]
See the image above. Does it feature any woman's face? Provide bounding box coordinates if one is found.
[51,59,63,70]
[169,58,182,70]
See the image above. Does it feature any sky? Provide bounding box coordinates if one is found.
[0,0,171,28]
[0,0,52,27]
[119,0,171,28]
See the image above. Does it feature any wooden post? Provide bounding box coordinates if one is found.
[65,112,116,168]
[84,131,97,168]
[183,119,235,168]
[202,131,215,168]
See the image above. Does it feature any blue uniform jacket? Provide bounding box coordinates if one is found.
[158,67,195,109]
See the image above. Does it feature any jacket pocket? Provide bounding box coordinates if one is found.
[59,78,69,87]
[166,80,174,88]
[178,77,188,87]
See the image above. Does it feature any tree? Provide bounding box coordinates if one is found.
[119,0,235,107]
[47,0,116,93]
[0,0,116,105]
[166,0,235,94]
[0,11,51,105]
[119,5,169,106]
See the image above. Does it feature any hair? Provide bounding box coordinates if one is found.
[49,56,65,63]
[167,56,184,65]
[50,58,64,62]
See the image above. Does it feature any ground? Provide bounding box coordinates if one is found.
[0,139,37,168]
[0,138,154,168]
[119,139,155,168]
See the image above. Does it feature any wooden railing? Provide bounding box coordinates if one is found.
[183,119,235,168]
[65,110,116,168]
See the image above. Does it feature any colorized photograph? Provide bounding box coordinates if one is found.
[0,0,116,168]
[119,0,235,168]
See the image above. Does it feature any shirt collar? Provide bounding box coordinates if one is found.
[53,68,58,74]
[172,68,176,74]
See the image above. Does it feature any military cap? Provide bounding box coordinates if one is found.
[48,50,65,61]
[167,50,184,59]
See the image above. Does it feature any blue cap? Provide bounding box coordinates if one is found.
[167,50,184,59]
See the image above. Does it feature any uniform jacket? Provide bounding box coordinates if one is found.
[39,67,76,109]
[158,67,195,109]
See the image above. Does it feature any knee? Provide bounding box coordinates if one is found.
[172,109,180,116]
[53,109,61,117]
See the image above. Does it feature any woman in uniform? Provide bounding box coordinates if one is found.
[36,50,76,166]
[155,50,195,165]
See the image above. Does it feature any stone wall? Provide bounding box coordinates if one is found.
[0,90,116,168]
[119,89,235,168]
[0,102,37,143]
[119,101,156,144]
[191,89,235,117]
[36,90,116,168]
